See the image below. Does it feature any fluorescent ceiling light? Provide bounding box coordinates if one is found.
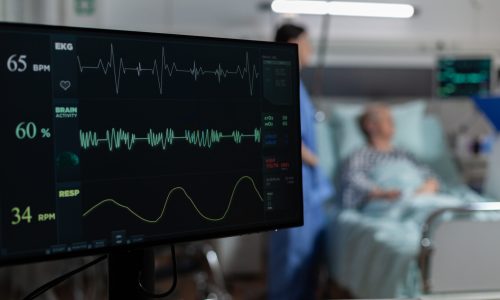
[271,1,415,18]
[271,0,328,15]
[329,1,414,18]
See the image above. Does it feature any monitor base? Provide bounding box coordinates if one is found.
[108,248,155,300]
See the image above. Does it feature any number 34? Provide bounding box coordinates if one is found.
[11,206,33,225]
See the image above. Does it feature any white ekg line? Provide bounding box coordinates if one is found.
[76,44,259,95]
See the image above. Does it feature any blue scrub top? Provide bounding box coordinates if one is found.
[300,81,333,211]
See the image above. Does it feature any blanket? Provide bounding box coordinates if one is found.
[328,159,486,298]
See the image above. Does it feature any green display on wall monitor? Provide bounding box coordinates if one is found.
[437,57,492,98]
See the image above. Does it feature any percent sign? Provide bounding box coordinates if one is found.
[41,128,51,138]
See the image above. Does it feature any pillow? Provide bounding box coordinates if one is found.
[419,116,462,185]
[315,120,337,179]
[330,101,427,162]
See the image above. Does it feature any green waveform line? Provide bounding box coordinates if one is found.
[82,175,263,223]
[79,128,261,151]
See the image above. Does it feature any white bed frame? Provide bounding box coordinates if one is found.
[419,202,500,295]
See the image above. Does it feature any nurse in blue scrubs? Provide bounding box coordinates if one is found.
[268,24,334,300]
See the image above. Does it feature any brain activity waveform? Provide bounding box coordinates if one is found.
[82,176,263,223]
[76,44,259,95]
[79,127,261,151]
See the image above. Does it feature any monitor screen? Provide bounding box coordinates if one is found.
[0,23,302,265]
[437,57,492,97]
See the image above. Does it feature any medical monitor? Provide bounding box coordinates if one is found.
[0,23,302,265]
[437,56,492,97]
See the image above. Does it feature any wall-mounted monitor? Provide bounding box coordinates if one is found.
[0,23,303,265]
[436,57,492,98]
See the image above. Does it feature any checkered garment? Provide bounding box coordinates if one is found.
[340,146,435,209]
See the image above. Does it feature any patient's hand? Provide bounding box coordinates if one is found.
[416,178,439,195]
[301,142,318,166]
[369,188,401,201]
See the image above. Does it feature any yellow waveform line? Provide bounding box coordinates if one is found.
[82,176,263,223]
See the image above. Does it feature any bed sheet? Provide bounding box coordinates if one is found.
[327,186,492,298]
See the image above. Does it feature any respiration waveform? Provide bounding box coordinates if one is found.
[76,44,259,95]
[82,175,263,223]
[79,128,261,151]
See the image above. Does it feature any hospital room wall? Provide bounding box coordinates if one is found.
[4,0,500,65]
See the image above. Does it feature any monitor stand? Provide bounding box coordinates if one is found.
[108,248,155,300]
[23,246,176,299]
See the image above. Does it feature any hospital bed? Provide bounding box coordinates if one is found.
[316,101,500,298]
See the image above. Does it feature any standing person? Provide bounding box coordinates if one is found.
[268,23,334,300]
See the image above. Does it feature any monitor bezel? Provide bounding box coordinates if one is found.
[0,21,303,266]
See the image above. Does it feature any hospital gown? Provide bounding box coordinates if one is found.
[340,146,435,209]
[268,81,334,300]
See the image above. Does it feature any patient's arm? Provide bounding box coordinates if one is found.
[415,178,440,195]
[369,187,401,201]
[301,142,318,166]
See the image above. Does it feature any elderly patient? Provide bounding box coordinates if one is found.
[340,104,440,210]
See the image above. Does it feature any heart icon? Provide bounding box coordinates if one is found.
[60,80,71,91]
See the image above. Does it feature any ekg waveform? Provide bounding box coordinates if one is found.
[79,127,261,151]
[82,176,263,223]
[76,44,260,95]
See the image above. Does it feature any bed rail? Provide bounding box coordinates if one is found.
[419,202,500,293]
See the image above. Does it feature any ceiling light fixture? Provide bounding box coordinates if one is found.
[271,0,415,18]
[271,0,328,15]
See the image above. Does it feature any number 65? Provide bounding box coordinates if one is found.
[7,54,27,72]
